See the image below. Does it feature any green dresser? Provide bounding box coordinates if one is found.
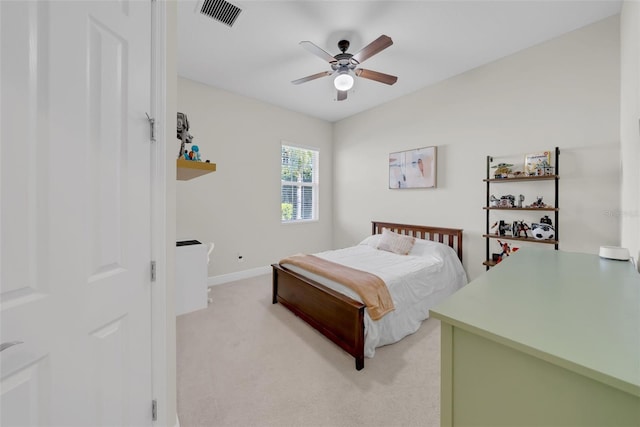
[430,248,640,426]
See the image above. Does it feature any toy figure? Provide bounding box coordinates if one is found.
[491,220,511,236]
[540,215,552,225]
[177,112,194,159]
[496,239,511,262]
[499,194,515,208]
[191,145,201,161]
[491,163,513,179]
[512,220,530,238]
[528,196,548,208]
[531,223,555,240]
[492,163,513,178]
[518,194,525,208]
[537,159,554,176]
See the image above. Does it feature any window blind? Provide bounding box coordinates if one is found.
[281,144,319,222]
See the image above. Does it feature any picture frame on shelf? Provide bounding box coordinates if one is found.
[389,146,437,189]
[524,151,552,176]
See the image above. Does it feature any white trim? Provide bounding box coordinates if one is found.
[150,0,169,425]
[208,266,271,286]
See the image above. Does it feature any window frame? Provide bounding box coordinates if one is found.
[280,142,319,224]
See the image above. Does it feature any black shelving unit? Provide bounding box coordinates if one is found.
[484,147,560,269]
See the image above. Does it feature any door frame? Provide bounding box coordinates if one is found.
[150,0,173,425]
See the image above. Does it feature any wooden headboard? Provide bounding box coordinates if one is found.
[371,221,463,262]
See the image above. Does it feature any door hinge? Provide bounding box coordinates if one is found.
[151,261,157,282]
[152,399,157,421]
[145,112,156,142]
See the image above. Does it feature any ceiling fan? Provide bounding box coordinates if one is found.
[292,35,398,101]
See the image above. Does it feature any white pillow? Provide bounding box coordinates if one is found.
[376,228,416,255]
[409,238,457,260]
[359,234,382,248]
[360,233,457,261]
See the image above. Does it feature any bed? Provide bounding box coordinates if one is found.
[271,221,466,370]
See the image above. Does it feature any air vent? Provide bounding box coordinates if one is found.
[200,0,242,27]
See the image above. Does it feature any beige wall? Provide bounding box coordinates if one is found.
[333,16,621,281]
[620,0,640,268]
[176,78,334,277]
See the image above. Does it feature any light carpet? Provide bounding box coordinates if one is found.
[176,273,441,427]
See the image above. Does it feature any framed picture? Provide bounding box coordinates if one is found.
[524,151,552,176]
[389,146,437,189]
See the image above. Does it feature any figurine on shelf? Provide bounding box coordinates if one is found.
[491,163,513,179]
[531,223,555,240]
[512,220,531,238]
[499,194,515,208]
[527,196,549,208]
[496,240,511,263]
[536,159,554,176]
[491,220,512,236]
[177,112,194,159]
[489,195,500,207]
[190,145,201,161]
[540,215,552,225]
[518,194,525,208]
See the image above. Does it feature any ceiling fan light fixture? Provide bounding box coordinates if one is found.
[294,35,396,98]
[334,72,354,91]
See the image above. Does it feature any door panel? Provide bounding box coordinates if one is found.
[1,1,152,425]
[87,15,128,280]
[1,356,49,427]
[0,0,50,310]
[90,317,127,426]
[1,3,53,425]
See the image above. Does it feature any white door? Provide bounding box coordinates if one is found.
[1,1,153,425]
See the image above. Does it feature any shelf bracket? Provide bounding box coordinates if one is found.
[145,112,156,142]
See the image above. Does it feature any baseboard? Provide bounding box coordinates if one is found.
[208,265,271,286]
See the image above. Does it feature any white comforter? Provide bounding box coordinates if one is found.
[281,235,468,357]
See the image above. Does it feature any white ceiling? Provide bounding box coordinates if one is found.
[177,0,621,123]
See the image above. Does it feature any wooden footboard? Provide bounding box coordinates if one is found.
[272,221,463,371]
[272,263,366,370]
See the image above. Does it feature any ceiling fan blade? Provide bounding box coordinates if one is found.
[351,35,393,64]
[291,71,332,85]
[337,90,347,101]
[299,41,337,64]
[355,69,398,85]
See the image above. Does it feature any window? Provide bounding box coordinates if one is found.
[281,143,319,223]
